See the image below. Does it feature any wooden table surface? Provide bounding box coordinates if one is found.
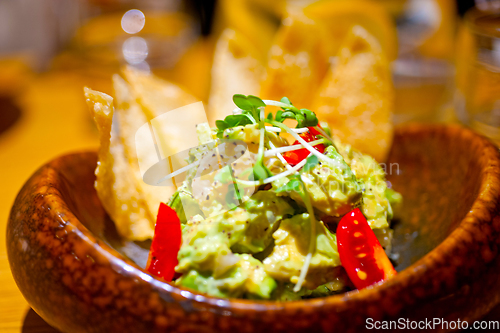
[0,71,98,332]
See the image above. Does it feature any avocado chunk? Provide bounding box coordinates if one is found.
[334,140,398,229]
[231,191,294,254]
[176,253,277,299]
[280,145,362,217]
[263,213,342,290]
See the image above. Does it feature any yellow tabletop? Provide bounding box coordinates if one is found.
[0,71,98,332]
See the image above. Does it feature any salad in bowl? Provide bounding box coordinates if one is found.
[87,90,401,300]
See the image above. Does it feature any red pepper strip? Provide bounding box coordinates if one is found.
[282,131,325,166]
[336,208,396,289]
[146,203,182,281]
[307,125,322,136]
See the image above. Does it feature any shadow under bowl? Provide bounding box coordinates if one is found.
[7,124,500,332]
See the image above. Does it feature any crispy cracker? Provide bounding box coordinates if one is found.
[208,29,264,125]
[85,87,155,240]
[260,15,329,109]
[312,25,394,162]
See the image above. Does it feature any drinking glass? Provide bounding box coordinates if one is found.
[455,7,500,144]
[385,0,457,124]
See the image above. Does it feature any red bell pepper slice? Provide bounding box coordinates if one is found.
[283,129,325,166]
[146,203,182,281]
[336,208,396,289]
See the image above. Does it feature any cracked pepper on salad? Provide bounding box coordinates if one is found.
[141,94,401,300]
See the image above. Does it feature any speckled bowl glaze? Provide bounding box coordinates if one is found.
[7,124,500,333]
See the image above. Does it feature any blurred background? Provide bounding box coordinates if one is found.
[2,0,500,331]
[1,0,496,144]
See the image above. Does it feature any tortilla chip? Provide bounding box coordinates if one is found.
[208,29,264,126]
[122,68,208,185]
[312,25,394,162]
[260,14,329,109]
[213,0,279,56]
[122,67,198,120]
[303,0,398,61]
[84,87,155,240]
[112,75,177,228]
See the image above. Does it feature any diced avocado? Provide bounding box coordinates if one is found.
[263,213,341,290]
[282,145,362,217]
[238,254,277,299]
[334,139,397,229]
[176,265,247,298]
[385,188,403,219]
[176,253,277,299]
[231,191,294,254]
[176,231,232,273]
[177,191,293,276]
[224,123,288,154]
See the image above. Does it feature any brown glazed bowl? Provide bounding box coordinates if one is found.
[7,124,500,332]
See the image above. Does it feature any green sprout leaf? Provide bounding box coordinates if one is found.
[215,113,256,139]
[300,109,319,127]
[216,120,228,131]
[233,94,253,110]
[275,110,283,122]
[280,111,295,119]
[247,95,266,108]
[280,97,292,105]
[233,94,265,112]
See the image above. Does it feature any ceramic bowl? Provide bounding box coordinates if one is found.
[7,124,500,332]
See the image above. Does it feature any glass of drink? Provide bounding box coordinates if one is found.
[455,6,500,144]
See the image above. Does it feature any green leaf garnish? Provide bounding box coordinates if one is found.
[247,95,266,108]
[215,113,255,139]
[233,94,253,110]
[275,110,283,122]
[216,120,228,131]
[280,96,292,105]
[271,97,319,127]
[233,94,265,112]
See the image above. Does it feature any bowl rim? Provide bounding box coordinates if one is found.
[11,123,500,314]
